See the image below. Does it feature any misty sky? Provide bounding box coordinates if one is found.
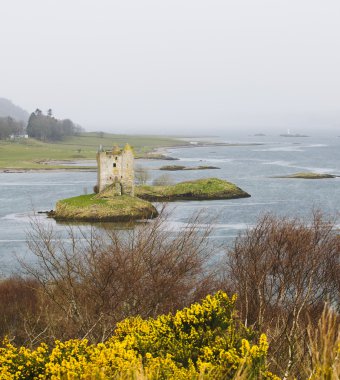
[1,0,339,134]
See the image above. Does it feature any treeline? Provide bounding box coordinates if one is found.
[0,210,339,378]
[26,109,82,141]
[0,116,25,140]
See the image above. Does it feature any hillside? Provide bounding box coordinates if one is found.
[0,98,29,122]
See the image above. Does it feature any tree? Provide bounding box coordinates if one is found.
[222,211,340,378]
[20,210,216,343]
[0,116,25,139]
[135,165,151,185]
[152,174,174,186]
[26,109,80,141]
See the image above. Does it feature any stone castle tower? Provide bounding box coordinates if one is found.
[96,144,134,196]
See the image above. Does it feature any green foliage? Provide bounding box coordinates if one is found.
[0,292,279,379]
[26,109,81,142]
[136,178,250,201]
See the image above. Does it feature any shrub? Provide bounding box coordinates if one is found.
[0,292,279,380]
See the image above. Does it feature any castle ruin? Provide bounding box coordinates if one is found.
[96,144,134,196]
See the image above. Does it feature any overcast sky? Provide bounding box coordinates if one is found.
[1,0,339,134]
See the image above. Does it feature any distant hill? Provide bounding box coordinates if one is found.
[0,98,29,122]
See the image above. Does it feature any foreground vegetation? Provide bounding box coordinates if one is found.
[0,211,339,379]
[0,133,186,170]
[136,178,250,201]
[0,292,278,379]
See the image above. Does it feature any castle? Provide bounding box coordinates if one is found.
[96,144,134,196]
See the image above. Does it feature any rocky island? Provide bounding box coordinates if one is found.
[274,172,336,179]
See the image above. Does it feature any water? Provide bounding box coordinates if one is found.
[0,134,339,276]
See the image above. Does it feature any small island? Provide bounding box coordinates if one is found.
[136,178,250,202]
[274,172,336,179]
[138,153,179,160]
[52,193,158,222]
[159,165,220,171]
[50,146,250,222]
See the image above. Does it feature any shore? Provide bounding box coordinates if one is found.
[0,139,264,173]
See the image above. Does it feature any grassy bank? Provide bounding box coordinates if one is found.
[136,178,250,201]
[0,132,187,170]
[53,194,158,222]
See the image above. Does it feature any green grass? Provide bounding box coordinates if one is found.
[60,194,108,207]
[0,132,187,170]
[54,194,158,222]
[136,178,250,201]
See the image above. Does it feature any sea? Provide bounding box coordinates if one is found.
[0,133,339,277]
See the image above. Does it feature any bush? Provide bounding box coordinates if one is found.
[223,211,340,377]
[19,211,217,343]
[0,292,278,380]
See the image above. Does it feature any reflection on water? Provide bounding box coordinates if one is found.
[0,135,339,276]
[54,218,148,231]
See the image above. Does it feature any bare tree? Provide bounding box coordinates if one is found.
[21,209,217,343]
[152,174,174,186]
[135,165,150,185]
[222,211,340,378]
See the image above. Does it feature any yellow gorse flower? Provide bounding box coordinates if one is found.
[0,292,279,379]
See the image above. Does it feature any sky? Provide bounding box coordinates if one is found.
[1,0,339,134]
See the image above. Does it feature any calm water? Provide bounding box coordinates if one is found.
[0,134,339,276]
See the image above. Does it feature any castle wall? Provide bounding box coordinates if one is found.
[96,146,135,196]
[121,149,134,196]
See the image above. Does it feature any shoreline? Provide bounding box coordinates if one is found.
[0,167,97,173]
[0,140,263,173]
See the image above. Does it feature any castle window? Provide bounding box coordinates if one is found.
[113,163,116,168]
[115,157,118,160]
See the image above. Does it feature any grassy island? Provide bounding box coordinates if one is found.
[52,194,158,222]
[136,178,250,201]
[275,172,336,179]
[51,178,250,222]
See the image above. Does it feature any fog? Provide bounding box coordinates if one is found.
[1,0,339,135]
